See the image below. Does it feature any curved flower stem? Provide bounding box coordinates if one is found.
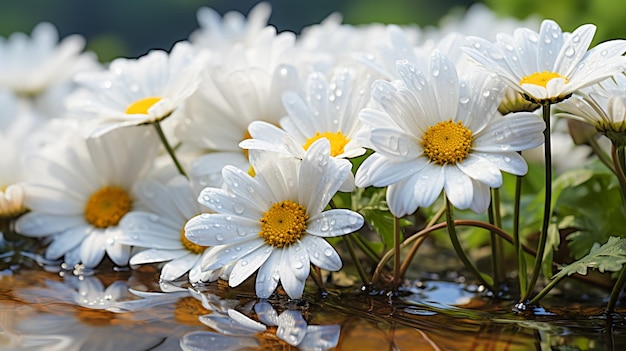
[310,265,327,294]
[513,174,528,296]
[487,193,500,295]
[392,215,401,290]
[529,273,565,305]
[398,202,446,279]
[152,121,187,178]
[523,101,552,301]
[606,144,626,313]
[351,233,380,263]
[343,235,369,286]
[445,198,495,293]
[492,188,504,282]
[589,137,617,176]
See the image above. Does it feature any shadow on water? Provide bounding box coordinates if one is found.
[1,265,625,350]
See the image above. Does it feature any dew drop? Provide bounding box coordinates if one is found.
[432,68,440,77]
[564,46,575,57]
[240,260,248,266]
[601,49,608,56]
[216,234,224,241]
[472,42,481,49]
[233,203,245,215]
[324,248,334,256]
[482,90,490,98]
[459,96,470,104]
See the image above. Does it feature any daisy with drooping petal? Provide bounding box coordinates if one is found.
[184,140,364,299]
[67,41,207,137]
[239,67,372,190]
[464,19,626,104]
[355,51,546,217]
[14,126,159,269]
[555,73,626,143]
[119,175,232,283]
[183,300,340,351]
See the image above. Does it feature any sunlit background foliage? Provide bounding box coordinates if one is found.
[1,0,622,63]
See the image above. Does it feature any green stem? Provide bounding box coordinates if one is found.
[523,101,552,301]
[343,235,368,286]
[487,197,500,293]
[392,215,401,290]
[606,144,626,313]
[589,137,616,176]
[351,233,380,263]
[152,121,187,178]
[445,198,495,293]
[514,174,528,297]
[397,202,446,280]
[529,273,565,305]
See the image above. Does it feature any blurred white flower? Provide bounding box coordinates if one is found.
[15,127,159,268]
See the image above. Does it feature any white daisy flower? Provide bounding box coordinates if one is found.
[174,29,298,187]
[239,67,373,190]
[0,22,98,98]
[119,175,232,283]
[182,301,340,351]
[184,140,364,299]
[67,41,207,137]
[355,51,546,217]
[0,137,26,219]
[189,2,272,53]
[464,19,626,104]
[14,126,159,268]
[555,73,626,141]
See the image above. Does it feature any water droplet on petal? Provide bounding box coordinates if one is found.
[324,248,334,256]
[216,234,224,241]
[564,46,575,57]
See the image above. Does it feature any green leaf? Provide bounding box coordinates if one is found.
[553,237,626,280]
[359,206,403,250]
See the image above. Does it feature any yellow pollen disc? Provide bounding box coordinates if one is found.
[519,71,568,88]
[125,96,162,114]
[180,227,207,255]
[259,200,308,248]
[84,186,132,228]
[421,120,473,165]
[174,297,211,326]
[303,131,350,157]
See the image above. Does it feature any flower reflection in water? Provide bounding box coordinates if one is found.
[181,300,340,351]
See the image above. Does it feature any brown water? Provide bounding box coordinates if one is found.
[1,264,625,351]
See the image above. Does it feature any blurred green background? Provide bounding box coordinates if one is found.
[0,0,623,62]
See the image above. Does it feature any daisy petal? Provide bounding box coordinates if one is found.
[307,209,363,237]
[202,239,265,271]
[80,233,107,268]
[301,235,342,271]
[387,177,421,217]
[130,248,186,265]
[185,213,259,246]
[279,251,306,299]
[256,250,283,298]
[228,245,272,287]
[443,165,473,210]
[469,179,491,213]
[413,163,445,208]
[457,154,503,188]
[160,253,197,281]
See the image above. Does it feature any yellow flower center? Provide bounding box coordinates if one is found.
[259,200,308,248]
[125,97,162,114]
[84,186,132,228]
[174,296,211,326]
[303,131,350,157]
[519,71,568,88]
[180,226,207,255]
[421,120,473,165]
